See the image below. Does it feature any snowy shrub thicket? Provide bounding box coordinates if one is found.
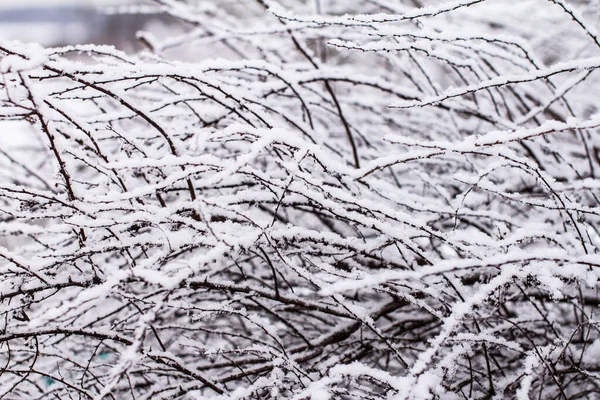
[2,0,600,398]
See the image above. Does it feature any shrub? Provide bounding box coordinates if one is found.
[1,1,600,398]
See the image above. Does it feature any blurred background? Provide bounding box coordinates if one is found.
[0,0,174,51]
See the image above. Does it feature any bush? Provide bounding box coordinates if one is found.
[2,0,600,398]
